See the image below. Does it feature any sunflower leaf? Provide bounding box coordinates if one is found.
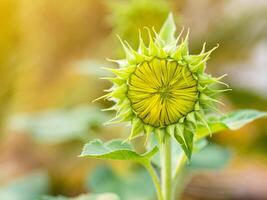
[87,166,154,200]
[80,139,158,163]
[38,193,120,200]
[196,109,267,140]
[189,143,231,170]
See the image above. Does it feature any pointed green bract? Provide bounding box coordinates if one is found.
[100,13,228,159]
[159,13,176,45]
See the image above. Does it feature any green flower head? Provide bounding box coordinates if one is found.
[99,14,228,158]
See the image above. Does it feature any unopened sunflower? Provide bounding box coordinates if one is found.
[99,14,228,158]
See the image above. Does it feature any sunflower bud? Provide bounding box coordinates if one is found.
[101,13,227,158]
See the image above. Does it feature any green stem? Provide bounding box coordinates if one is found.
[161,135,172,200]
[143,162,163,200]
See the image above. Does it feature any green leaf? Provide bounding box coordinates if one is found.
[196,109,267,140]
[80,139,158,162]
[0,170,49,200]
[8,106,109,144]
[73,59,113,77]
[193,139,208,153]
[189,143,232,170]
[87,166,154,200]
[38,193,119,200]
[221,109,267,129]
[159,13,176,44]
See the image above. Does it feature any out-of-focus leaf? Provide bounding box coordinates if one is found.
[226,88,267,109]
[188,143,231,170]
[107,0,170,48]
[73,59,113,77]
[80,139,157,162]
[7,106,109,144]
[193,139,208,153]
[38,193,119,200]
[87,165,154,200]
[0,171,49,200]
[196,109,267,140]
[192,7,267,60]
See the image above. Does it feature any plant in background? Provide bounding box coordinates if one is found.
[107,0,170,48]
[81,14,267,200]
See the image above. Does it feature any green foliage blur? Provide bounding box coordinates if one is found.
[0,0,267,199]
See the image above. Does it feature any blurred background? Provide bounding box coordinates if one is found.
[0,0,267,199]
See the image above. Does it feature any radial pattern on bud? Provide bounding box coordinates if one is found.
[128,58,198,127]
[99,14,228,158]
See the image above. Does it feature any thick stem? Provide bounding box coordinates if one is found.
[161,135,172,200]
[143,162,163,200]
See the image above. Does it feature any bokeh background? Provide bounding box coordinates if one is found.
[0,0,267,199]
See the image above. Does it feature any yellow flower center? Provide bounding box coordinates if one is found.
[127,58,198,127]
